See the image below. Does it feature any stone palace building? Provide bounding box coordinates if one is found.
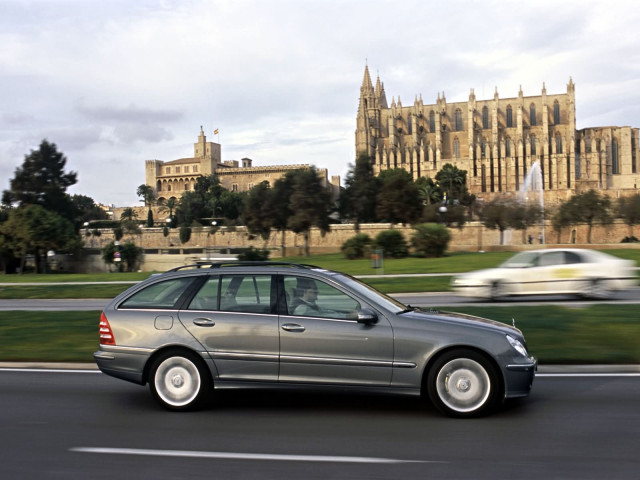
[145,127,340,202]
[355,65,640,204]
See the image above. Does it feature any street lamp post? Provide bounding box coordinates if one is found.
[439,205,448,224]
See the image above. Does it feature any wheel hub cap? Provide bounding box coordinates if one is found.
[171,374,185,388]
[456,377,471,392]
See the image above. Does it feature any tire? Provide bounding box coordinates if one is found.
[426,349,501,418]
[584,278,613,300]
[149,351,212,411]
[489,281,506,301]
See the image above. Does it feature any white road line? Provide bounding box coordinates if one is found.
[70,447,435,464]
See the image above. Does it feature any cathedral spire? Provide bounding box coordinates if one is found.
[361,64,374,92]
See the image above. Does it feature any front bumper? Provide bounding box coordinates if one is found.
[504,356,537,399]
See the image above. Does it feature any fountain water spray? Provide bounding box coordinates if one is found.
[518,161,545,243]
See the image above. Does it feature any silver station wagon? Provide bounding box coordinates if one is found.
[95,262,536,417]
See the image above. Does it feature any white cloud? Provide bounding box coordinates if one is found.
[1,0,640,206]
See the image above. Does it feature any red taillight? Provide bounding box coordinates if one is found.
[99,312,116,345]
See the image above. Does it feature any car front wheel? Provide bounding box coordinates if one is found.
[426,349,501,417]
[149,351,212,411]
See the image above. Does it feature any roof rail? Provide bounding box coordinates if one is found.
[166,261,322,272]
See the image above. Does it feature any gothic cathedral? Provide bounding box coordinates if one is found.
[355,65,640,204]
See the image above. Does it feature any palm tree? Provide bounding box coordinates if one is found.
[435,164,466,205]
[157,197,178,224]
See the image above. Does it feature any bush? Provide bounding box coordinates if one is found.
[374,229,408,258]
[237,247,270,261]
[179,226,192,244]
[411,223,451,257]
[621,236,639,243]
[341,234,373,259]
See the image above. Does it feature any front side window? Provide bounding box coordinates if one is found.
[284,276,360,319]
[219,274,273,313]
[120,277,196,309]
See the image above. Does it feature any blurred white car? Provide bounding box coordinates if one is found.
[452,248,637,300]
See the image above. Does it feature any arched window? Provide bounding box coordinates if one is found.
[429,111,435,132]
[612,138,619,174]
[530,136,536,155]
[529,104,537,126]
[454,109,463,131]
[482,106,489,129]
[553,101,560,125]
[453,138,460,159]
[505,138,512,157]
[506,105,513,127]
[556,135,563,154]
[481,139,487,158]
[167,183,172,191]
[184,183,190,191]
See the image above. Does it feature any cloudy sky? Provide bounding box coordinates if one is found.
[1,0,639,207]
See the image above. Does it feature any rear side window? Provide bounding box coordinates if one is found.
[119,277,195,309]
[189,274,273,314]
[188,276,220,311]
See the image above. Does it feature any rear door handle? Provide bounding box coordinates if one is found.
[281,323,305,333]
[193,318,216,327]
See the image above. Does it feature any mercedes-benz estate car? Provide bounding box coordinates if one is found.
[452,248,637,300]
[95,262,536,417]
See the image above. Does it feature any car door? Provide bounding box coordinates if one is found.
[178,273,279,381]
[278,274,393,386]
[525,250,571,293]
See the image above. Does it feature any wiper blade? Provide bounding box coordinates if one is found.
[397,305,417,314]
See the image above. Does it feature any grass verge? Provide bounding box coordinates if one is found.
[2,305,639,364]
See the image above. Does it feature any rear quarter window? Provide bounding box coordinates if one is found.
[119,277,196,309]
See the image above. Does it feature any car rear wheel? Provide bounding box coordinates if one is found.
[426,349,501,418]
[585,278,613,300]
[149,351,212,411]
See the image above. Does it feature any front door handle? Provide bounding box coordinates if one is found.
[193,318,216,327]
[281,323,305,332]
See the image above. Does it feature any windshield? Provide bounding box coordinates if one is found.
[334,274,406,312]
[500,251,538,268]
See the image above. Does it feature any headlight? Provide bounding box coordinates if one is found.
[506,334,528,357]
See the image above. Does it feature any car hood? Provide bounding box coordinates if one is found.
[401,308,522,335]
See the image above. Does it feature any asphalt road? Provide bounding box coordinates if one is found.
[1,369,639,479]
[2,287,640,311]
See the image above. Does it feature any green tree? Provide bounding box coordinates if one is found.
[0,204,79,273]
[269,170,298,256]
[243,181,273,246]
[157,197,178,225]
[136,184,156,227]
[559,190,613,243]
[69,194,109,229]
[616,193,640,239]
[340,153,380,229]
[287,167,332,257]
[507,202,543,243]
[435,163,467,205]
[415,176,442,206]
[2,140,77,219]
[376,169,421,224]
[411,223,451,257]
[479,199,511,245]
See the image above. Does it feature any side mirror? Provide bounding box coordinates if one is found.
[356,308,378,325]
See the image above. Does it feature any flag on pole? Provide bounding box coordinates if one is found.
[213,129,219,135]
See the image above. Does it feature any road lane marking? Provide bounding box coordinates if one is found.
[70,447,437,464]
